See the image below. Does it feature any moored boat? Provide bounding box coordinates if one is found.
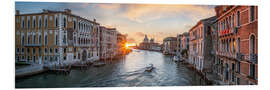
[173,56,179,62]
[93,62,106,67]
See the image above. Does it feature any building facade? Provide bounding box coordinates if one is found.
[180,32,190,61]
[15,9,114,66]
[176,34,182,58]
[99,26,118,60]
[214,6,258,85]
[163,37,177,55]
[188,16,216,73]
[139,35,160,51]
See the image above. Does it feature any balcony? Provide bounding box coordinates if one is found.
[219,28,235,36]
[250,54,258,64]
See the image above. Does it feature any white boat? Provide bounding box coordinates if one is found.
[173,56,179,62]
[145,64,154,72]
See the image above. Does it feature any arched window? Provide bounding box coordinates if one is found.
[237,11,240,26]
[237,38,240,53]
[38,18,42,29]
[45,34,48,45]
[233,39,236,53]
[39,34,41,44]
[33,34,36,44]
[27,35,30,44]
[232,14,234,28]
[27,19,30,29]
[44,16,48,28]
[79,22,81,30]
[55,16,58,27]
[64,17,67,28]
[63,34,66,44]
[73,21,76,29]
[21,17,25,29]
[250,35,255,54]
[250,6,255,22]
[22,35,24,45]
[55,34,58,45]
[33,18,36,28]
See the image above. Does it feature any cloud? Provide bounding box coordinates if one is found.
[135,32,145,37]
[96,4,121,10]
[127,37,136,43]
[121,4,215,23]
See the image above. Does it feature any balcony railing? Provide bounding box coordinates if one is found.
[219,27,237,36]
[250,53,258,64]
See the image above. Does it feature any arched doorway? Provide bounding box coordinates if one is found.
[82,50,87,61]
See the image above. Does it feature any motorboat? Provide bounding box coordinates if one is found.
[145,64,154,72]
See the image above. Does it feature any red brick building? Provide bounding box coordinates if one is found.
[214,6,258,85]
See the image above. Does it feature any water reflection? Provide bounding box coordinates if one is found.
[16,49,206,88]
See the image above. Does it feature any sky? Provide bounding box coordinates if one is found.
[15,2,216,44]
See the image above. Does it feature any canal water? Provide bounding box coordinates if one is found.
[16,49,207,88]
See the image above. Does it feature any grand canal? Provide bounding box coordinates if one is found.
[16,49,207,88]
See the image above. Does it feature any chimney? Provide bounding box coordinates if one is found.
[16,10,20,15]
[42,9,48,13]
[64,9,71,14]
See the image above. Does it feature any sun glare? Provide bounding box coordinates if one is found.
[125,43,136,48]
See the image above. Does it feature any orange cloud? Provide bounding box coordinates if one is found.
[96,4,121,10]
[135,32,145,37]
[121,4,215,23]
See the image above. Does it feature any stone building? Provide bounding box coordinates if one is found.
[188,16,216,73]
[99,26,118,60]
[15,9,100,65]
[139,35,160,51]
[176,34,182,58]
[163,37,177,55]
[180,32,190,61]
[214,6,258,85]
